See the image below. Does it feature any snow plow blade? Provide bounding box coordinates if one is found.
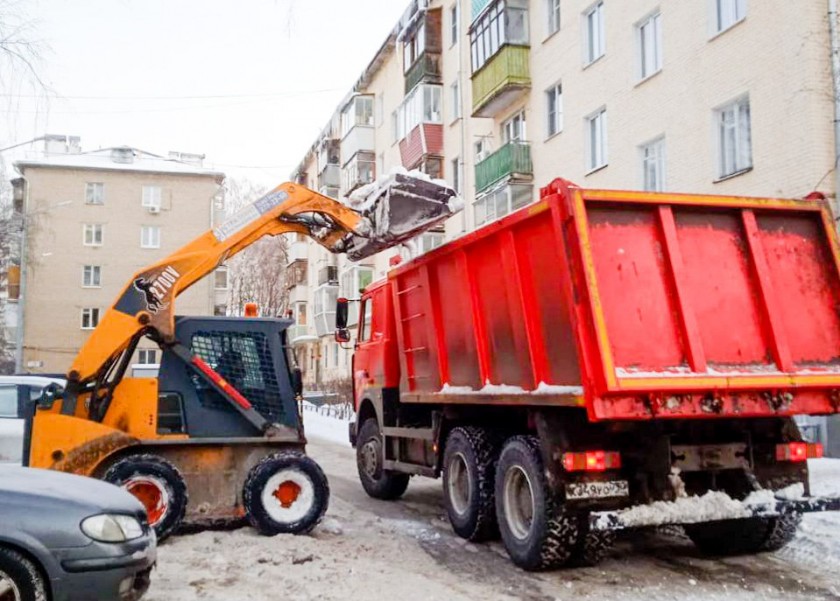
[342,172,462,261]
[589,493,840,531]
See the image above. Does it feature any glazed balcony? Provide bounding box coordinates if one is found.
[471,45,530,118]
[405,52,442,94]
[474,141,532,193]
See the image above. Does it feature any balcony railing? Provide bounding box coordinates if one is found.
[405,52,442,94]
[475,141,533,193]
[286,324,310,344]
[471,45,530,118]
[317,164,340,189]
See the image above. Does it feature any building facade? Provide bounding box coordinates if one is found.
[288,0,838,390]
[11,135,227,373]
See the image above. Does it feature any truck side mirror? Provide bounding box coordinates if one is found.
[335,328,350,344]
[291,367,303,397]
[335,297,349,329]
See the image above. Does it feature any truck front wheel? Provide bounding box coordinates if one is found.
[495,436,579,570]
[685,513,801,555]
[356,418,410,500]
[442,426,499,541]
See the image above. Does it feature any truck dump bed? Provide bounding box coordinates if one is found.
[390,178,840,421]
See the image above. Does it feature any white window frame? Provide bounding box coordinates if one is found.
[85,182,104,205]
[474,138,489,163]
[450,3,459,46]
[716,95,752,179]
[83,224,103,247]
[585,107,608,172]
[81,307,100,330]
[451,157,462,193]
[137,349,158,365]
[711,0,746,36]
[142,185,162,209]
[451,80,461,122]
[640,136,666,192]
[501,110,527,144]
[636,10,662,81]
[546,0,561,37]
[140,225,161,249]
[82,265,101,288]
[474,183,533,227]
[214,266,229,290]
[582,1,605,65]
[546,83,563,138]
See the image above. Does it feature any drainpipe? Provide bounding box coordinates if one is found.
[457,0,468,233]
[829,0,840,218]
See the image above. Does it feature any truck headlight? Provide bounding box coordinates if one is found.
[81,514,144,542]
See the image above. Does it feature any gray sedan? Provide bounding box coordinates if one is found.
[0,466,156,601]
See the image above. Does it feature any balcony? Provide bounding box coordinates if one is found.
[287,240,309,264]
[405,52,441,94]
[286,324,312,345]
[319,186,340,200]
[288,283,309,304]
[318,265,338,286]
[471,45,530,118]
[342,152,375,193]
[475,141,533,193]
[317,164,340,189]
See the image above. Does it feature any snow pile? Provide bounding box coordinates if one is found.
[301,402,352,447]
[438,380,584,396]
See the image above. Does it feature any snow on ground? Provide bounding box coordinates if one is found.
[301,402,352,447]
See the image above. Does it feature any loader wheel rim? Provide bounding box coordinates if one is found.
[0,570,21,601]
[447,451,471,516]
[262,469,314,523]
[124,476,170,526]
[360,438,380,478]
[503,465,535,541]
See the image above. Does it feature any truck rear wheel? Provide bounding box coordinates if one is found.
[685,513,801,555]
[242,452,330,535]
[104,454,188,541]
[495,436,579,571]
[356,418,410,500]
[442,426,499,541]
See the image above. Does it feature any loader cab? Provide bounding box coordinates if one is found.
[156,316,301,438]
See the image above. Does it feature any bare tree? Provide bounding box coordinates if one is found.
[0,156,20,373]
[223,178,292,317]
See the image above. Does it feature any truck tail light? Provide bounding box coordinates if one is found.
[776,442,823,462]
[562,451,621,472]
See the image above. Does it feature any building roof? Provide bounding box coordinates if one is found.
[15,146,225,179]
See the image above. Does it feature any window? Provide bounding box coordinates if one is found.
[341,265,374,325]
[313,283,339,337]
[395,84,442,140]
[713,0,746,34]
[359,299,373,342]
[138,349,157,365]
[0,385,16,417]
[340,96,374,137]
[640,137,666,191]
[451,157,462,193]
[294,302,307,325]
[420,232,445,254]
[637,11,662,80]
[474,139,489,162]
[403,21,426,70]
[451,80,461,121]
[142,185,162,209]
[450,3,459,46]
[391,110,399,144]
[333,342,339,367]
[502,111,527,144]
[474,183,533,226]
[469,0,529,73]
[717,96,752,178]
[343,152,376,189]
[583,1,605,65]
[85,182,104,205]
[547,0,561,36]
[141,225,161,249]
[546,83,563,137]
[586,108,608,171]
[83,224,103,246]
[214,267,229,290]
[81,308,100,330]
[82,265,101,288]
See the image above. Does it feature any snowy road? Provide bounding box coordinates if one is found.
[146,414,840,601]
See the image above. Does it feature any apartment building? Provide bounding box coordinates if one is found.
[11,135,227,373]
[288,0,838,391]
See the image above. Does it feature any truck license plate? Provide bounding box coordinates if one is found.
[566,480,629,500]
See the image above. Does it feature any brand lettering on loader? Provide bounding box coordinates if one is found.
[133,265,181,314]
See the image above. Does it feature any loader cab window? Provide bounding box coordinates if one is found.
[359,299,373,343]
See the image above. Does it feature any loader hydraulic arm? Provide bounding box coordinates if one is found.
[66,175,459,391]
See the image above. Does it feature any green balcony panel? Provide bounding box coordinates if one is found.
[405,52,442,94]
[471,45,530,118]
[475,141,533,193]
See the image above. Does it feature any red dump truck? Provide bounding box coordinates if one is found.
[334,178,840,570]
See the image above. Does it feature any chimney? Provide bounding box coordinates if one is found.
[168,151,205,167]
[110,147,135,164]
[43,134,69,155]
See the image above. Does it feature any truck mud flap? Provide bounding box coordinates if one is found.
[590,492,840,531]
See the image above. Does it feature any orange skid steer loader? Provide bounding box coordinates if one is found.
[23,174,460,539]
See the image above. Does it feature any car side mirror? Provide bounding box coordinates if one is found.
[291,367,303,397]
[335,297,349,329]
[335,328,351,344]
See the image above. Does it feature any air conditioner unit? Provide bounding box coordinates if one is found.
[148,205,161,214]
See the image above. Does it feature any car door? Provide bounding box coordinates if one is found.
[0,384,24,465]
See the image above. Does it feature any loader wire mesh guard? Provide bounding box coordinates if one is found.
[190,331,285,421]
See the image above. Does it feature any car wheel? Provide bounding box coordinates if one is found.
[243,452,330,535]
[104,454,188,541]
[0,547,47,601]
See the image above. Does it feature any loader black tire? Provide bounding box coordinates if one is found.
[495,436,580,571]
[685,512,802,556]
[356,418,410,500]
[104,454,187,542]
[243,451,330,536]
[0,546,47,601]
[442,426,499,541]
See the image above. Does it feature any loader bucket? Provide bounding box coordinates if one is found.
[343,173,462,261]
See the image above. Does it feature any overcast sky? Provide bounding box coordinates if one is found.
[2,0,407,186]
